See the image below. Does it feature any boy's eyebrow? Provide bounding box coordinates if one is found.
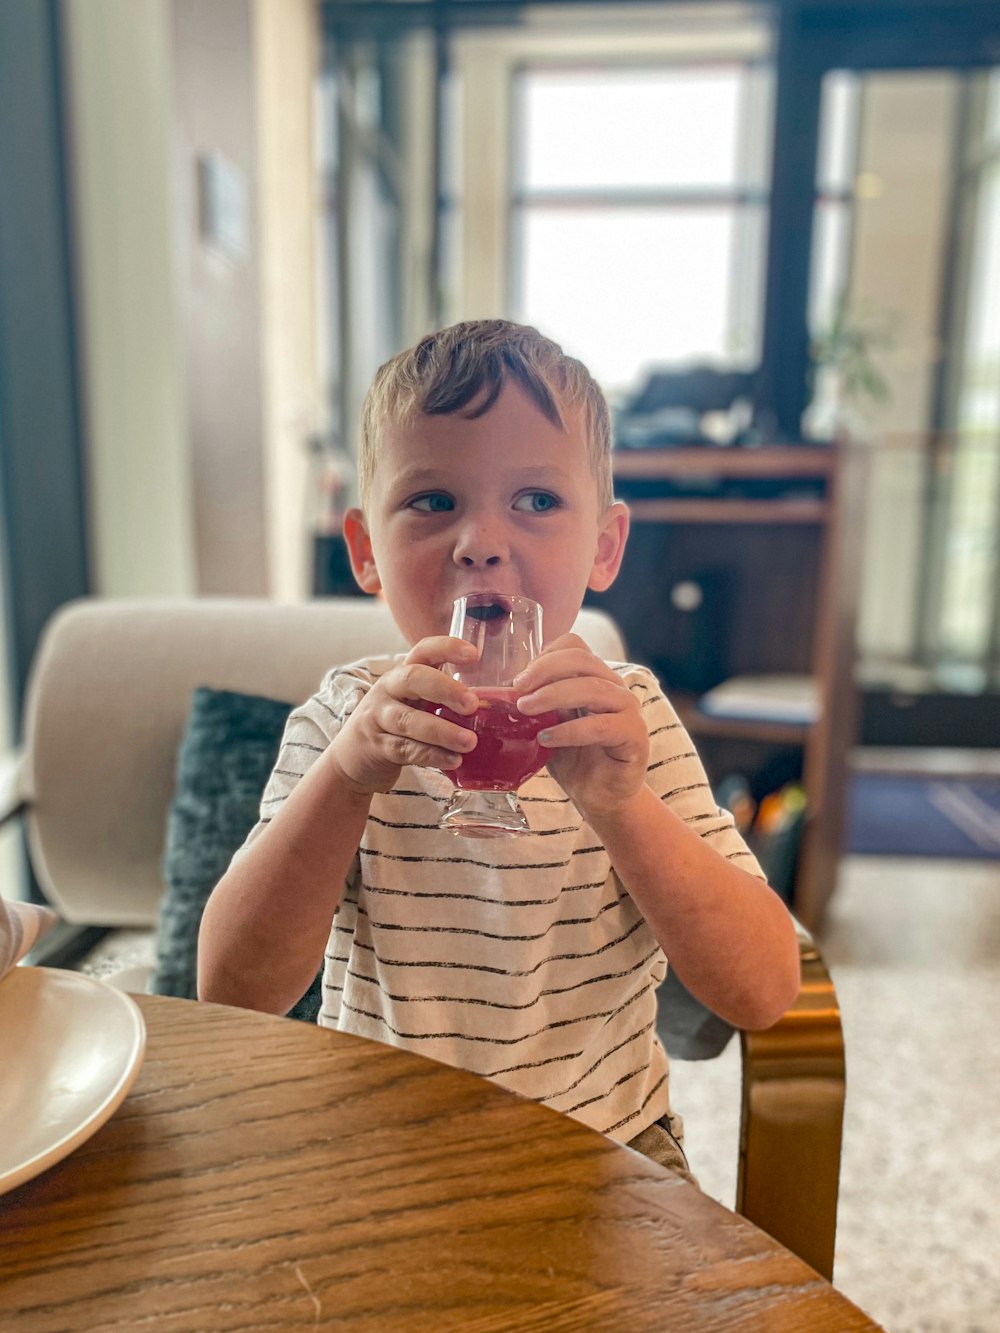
[390,467,448,489]
[390,463,577,490]
[514,467,582,492]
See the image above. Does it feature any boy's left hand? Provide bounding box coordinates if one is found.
[513,634,648,820]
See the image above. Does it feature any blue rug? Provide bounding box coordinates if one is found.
[846,773,1000,859]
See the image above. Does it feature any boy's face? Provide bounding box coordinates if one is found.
[344,382,628,646]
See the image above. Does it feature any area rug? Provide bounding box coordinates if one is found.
[846,772,1000,858]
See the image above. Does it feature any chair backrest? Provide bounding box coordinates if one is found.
[22,597,626,928]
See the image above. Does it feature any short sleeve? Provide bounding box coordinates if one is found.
[622,665,766,881]
[237,659,381,855]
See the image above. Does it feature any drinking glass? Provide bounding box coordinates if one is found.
[432,593,560,837]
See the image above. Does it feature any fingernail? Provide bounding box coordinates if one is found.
[538,730,553,746]
[512,671,528,687]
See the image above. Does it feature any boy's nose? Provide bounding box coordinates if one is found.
[452,520,509,568]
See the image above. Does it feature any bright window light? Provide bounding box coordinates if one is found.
[516,207,762,391]
[519,69,747,192]
[512,64,771,393]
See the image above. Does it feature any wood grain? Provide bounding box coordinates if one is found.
[0,996,881,1331]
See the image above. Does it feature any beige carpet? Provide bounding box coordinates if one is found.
[672,854,1000,1332]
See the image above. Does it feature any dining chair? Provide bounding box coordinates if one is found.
[1,596,845,1278]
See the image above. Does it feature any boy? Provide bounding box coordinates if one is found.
[198,320,799,1175]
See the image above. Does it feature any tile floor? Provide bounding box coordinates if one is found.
[79,852,1000,1331]
[672,854,1000,1333]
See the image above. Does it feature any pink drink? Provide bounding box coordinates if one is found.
[432,688,560,790]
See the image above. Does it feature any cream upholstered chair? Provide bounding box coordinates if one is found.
[2,596,844,1278]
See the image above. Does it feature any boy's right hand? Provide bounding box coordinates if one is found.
[327,636,481,795]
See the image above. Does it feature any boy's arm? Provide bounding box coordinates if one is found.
[586,785,799,1030]
[197,744,372,1015]
[515,641,800,1030]
[198,639,481,1014]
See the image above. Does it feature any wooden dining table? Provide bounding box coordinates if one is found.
[1,990,881,1331]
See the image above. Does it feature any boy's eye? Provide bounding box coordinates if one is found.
[513,491,561,513]
[408,492,454,513]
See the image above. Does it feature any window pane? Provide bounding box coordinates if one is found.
[986,67,1000,146]
[938,162,1000,664]
[937,442,1000,666]
[809,199,853,335]
[816,72,860,195]
[514,206,764,391]
[738,63,775,189]
[517,67,754,192]
[961,165,1000,380]
[808,71,860,422]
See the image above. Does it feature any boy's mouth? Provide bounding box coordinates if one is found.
[461,592,514,622]
[465,600,508,622]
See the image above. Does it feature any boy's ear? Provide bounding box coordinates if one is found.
[343,508,382,594]
[587,501,629,593]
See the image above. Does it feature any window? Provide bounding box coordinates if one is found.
[818,66,1000,686]
[804,72,863,439]
[809,72,861,337]
[509,62,774,395]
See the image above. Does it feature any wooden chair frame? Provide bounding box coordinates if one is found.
[738,928,845,1278]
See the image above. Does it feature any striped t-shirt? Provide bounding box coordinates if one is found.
[243,657,763,1143]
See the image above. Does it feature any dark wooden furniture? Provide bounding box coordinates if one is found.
[593,442,865,930]
[0,991,875,1332]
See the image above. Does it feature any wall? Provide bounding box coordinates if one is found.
[62,0,196,597]
[62,0,322,601]
[170,0,268,595]
[254,0,323,600]
[0,537,22,896]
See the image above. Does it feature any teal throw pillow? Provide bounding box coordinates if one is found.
[154,686,322,1022]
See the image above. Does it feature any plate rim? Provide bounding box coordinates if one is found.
[0,966,147,1195]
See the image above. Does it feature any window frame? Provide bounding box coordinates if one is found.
[505,56,776,389]
[446,12,775,324]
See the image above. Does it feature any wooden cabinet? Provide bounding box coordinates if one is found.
[587,443,864,931]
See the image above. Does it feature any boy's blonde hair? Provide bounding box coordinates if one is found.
[359,320,614,511]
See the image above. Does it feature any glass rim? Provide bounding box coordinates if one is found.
[452,592,542,614]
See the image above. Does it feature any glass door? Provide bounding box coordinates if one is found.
[810,66,1000,694]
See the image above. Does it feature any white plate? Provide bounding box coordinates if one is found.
[0,966,146,1195]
